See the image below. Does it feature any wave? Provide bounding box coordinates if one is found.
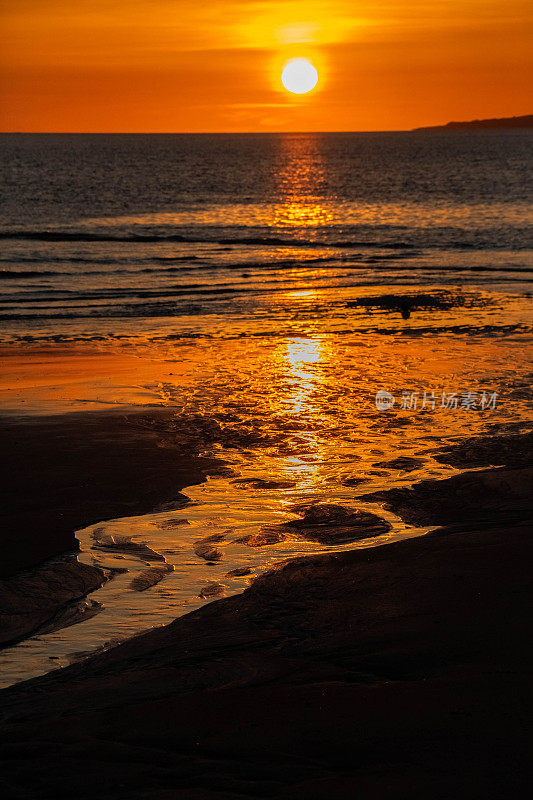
[0,284,250,304]
[0,265,204,279]
[0,270,63,278]
[0,230,417,248]
[2,261,532,282]
[0,256,338,280]
[1,254,202,265]
[1,229,531,254]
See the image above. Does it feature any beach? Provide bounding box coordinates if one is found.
[0,131,532,795]
[0,315,532,798]
[0,335,532,799]
[1,313,531,671]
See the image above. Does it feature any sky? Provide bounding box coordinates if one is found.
[1,0,531,132]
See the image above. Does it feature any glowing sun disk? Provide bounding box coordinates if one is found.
[281,58,318,94]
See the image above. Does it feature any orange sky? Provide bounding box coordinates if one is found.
[1,1,531,132]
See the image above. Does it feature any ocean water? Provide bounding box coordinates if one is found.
[0,131,532,343]
[1,132,532,687]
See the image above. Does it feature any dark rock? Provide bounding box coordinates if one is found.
[0,410,220,578]
[154,518,190,529]
[281,503,391,544]
[341,477,369,487]
[37,599,103,635]
[349,290,488,313]
[92,530,167,562]
[155,493,191,512]
[194,542,224,561]
[200,533,228,543]
[435,430,533,468]
[0,557,106,646]
[199,581,226,598]
[400,299,411,319]
[129,564,174,591]
[232,478,297,489]
[225,568,253,578]
[236,528,287,547]
[376,456,424,472]
[361,465,533,528]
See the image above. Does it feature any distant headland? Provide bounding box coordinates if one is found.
[413,114,533,132]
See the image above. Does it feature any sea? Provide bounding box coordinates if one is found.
[0,131,532,343]
[0,131,532,687]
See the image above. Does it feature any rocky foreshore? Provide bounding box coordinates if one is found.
[0,409,221,579]
[0,409,223,647]
[0,557,107,647]
[0,430,531,798]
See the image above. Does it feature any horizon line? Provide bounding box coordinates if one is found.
[2,118,531,136]
[1,128,531,136]
[0,129,411,135]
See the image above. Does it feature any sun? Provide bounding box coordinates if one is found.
[281,58,318,95]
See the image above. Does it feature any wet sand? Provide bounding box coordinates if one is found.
[0,428,531,797]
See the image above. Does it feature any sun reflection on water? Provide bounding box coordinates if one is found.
[285,336,322,367]
[273,134,334,229]
[282,336,322,422]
